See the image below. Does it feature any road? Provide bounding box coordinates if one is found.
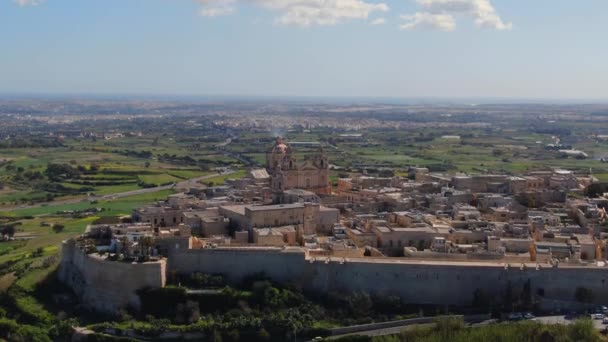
[326,315,607,340]
[1,170,235,211]
[327,324,433,339]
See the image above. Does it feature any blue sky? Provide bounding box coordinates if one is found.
[1,0,607,100]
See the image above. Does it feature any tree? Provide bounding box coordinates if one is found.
[417,240,425,251]
[378,169,394,177]
[348,291,373,318]
[33,247,44,257]
[185,300,200,323]
[49,316,78,340]
[175,300,200,324]
[1,225,16,238]
[119,236,129,256]
[139,236,154,259]
[226,329,240,342]
[257,328,270,341]
[52,224,65,233]
[44,163,79,181]
[209,330,222,342]
[83,239,97,254]
[586,183,608,198]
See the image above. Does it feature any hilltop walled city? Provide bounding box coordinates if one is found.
[59,136,608,314]
[6,1,608,340]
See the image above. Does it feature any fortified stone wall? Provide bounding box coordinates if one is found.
[61,240,608,313]
[169,247,608,309]
[168,247,307,284]
[58,240,166,313]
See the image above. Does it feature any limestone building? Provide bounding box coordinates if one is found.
[219,202,339,235]
[266,136,331,195]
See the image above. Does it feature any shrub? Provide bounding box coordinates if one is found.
[52,223,65,233]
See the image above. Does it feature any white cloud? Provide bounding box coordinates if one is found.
[196,0,236,17]
[196,0,389,26]
[12,0,389,27]
[399,12,455,31]
[370,17,386,25]
[13,0,45,6]
[402,0,511,31]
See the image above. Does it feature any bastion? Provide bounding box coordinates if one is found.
[58,239,166,313]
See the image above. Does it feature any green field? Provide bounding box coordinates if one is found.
[138,173,182,185]
[0,133,238,207]
[0,189,174,218]
[202,169,248,186]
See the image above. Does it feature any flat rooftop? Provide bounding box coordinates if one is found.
[219,205,247,216]
[246,203,306,211]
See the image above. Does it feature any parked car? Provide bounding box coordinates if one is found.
[593,313,604,320]
[602,317,608,325]
[601,306,608,314]
[524,312,535,320]
[508,312,523,321]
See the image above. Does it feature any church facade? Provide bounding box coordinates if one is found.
[266,137,331,195]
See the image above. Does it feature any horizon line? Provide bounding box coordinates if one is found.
[1,92,608,106]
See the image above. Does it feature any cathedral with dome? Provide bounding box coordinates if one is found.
[266,136,331,195]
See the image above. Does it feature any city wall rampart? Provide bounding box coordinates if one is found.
[58,240,166,313]
[61,242,608,313]
[169,247,608,309]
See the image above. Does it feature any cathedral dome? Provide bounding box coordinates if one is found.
[271,136,290,154]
